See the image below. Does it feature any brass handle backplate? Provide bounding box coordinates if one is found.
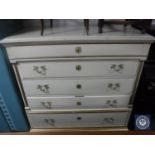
[103,117,114,124]
[110,64,124,72]
[106,100,117,107]
[33,66,47,75]
[44,118,55,126]
[37,84,50,94]
[107,83,120,90]
[41,101,52,109]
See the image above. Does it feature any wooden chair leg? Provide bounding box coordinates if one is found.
[98,19,104,33]
[123,19,127,31]
[84,19,89,35]
[40,19,44,36]
[50,19,53,28]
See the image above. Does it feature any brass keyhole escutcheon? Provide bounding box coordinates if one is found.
[76,65,82,71]
[76,101,82,106]
[75,47,82,54]
[77,116,82,120]
[76,84,82,89]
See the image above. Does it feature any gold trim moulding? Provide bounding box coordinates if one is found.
[30,126,128,132]
[26,108,132,114]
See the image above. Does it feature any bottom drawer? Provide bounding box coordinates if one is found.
[27,111,130,129]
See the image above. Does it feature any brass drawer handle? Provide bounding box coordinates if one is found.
[103,117,114,124]
[33,65,47,75]
[37,84,50,94]
[75,47,82,54]
[76,101,82,106]
[110,64,124,72]
[106,100,117,107]
[107,83,120,90]
[77,116,82,120]
[41,101,52,109]
[75,65,82,71]
[76,84,82,89]
[44,118,55,126]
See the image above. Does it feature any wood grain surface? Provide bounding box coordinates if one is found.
[1,130,155,135]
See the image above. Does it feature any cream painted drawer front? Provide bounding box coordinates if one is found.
[27,95,130,110]
[23,78,135,96]
[7,44,150,60]
[17,60,139,79]
[27,112,129,128]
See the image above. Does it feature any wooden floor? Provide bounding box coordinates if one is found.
[1,130,155,135]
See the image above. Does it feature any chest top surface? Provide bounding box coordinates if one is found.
[0,25,154,46]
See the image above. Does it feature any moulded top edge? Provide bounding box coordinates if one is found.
[0,27,155,46]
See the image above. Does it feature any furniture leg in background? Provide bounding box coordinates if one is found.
[84,19,89,35]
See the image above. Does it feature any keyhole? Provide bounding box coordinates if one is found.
[75,47,82,54]
[76,65,82,71]
[77,116,82,120]
[76,84,82,89]
[76,101,82,106]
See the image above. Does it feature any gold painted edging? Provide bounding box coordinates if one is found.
[30,127,128,132]
[26,108,131,114]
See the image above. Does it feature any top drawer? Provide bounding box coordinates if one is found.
[6,44,150,60]
[17,60,139,79]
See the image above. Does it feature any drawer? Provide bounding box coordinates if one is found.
[17,60,139,79]
[7,44,150,60]
[27,95,130,110]
[23,78,135,96]
[27,112,130,128]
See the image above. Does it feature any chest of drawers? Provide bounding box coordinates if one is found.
[1,26,154,132]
